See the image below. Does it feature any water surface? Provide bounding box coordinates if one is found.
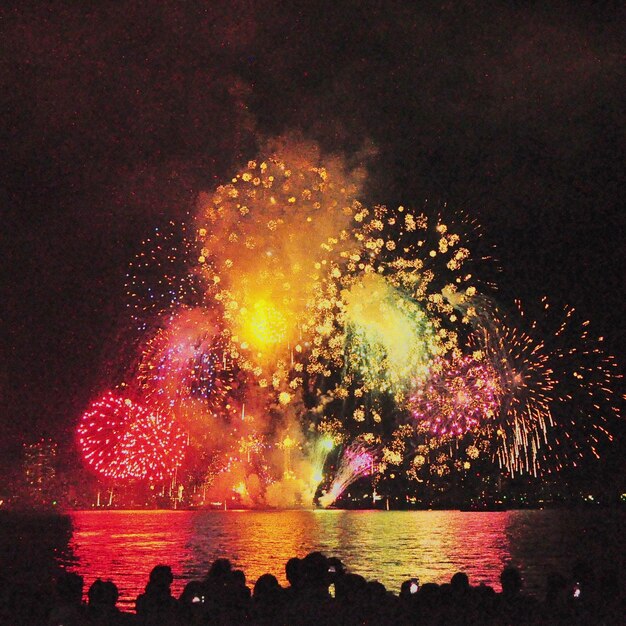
[57,509,623,611]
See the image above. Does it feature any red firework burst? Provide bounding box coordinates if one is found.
[77,391,187,481]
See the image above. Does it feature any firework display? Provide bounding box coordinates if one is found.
[76,140,622,506]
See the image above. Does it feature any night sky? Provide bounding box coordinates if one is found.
[2,2,624,475]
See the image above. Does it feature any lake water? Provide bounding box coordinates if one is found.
[54,509,623,611]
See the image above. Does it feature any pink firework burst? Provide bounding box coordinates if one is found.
[410,354,501,437]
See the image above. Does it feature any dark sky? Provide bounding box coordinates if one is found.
[2,1,624,467]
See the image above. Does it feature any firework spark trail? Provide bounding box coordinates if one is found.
[125,220,205,329]
[319,441,376,508]
[459,298,623,477]
[462,302,557,477]
[543,301,622,470]
[307,434,336,488]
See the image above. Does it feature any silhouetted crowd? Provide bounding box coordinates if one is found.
[4,552,624,625]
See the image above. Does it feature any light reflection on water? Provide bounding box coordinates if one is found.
[61,509,624,611]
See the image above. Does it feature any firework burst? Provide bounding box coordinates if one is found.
[77,391,187,481]
[305,204,488,421]
[409,354,501,437]
[125,219,206,328]
[467,298,622,476]
[194,144,364,391]
[133,308,235,419]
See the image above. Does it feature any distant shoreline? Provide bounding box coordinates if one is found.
[3,502,624,517]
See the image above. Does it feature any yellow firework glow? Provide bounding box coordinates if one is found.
[300,204,479,416]
[342,273,440,395]
[238,298,290,352]
[195,143,364,385]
